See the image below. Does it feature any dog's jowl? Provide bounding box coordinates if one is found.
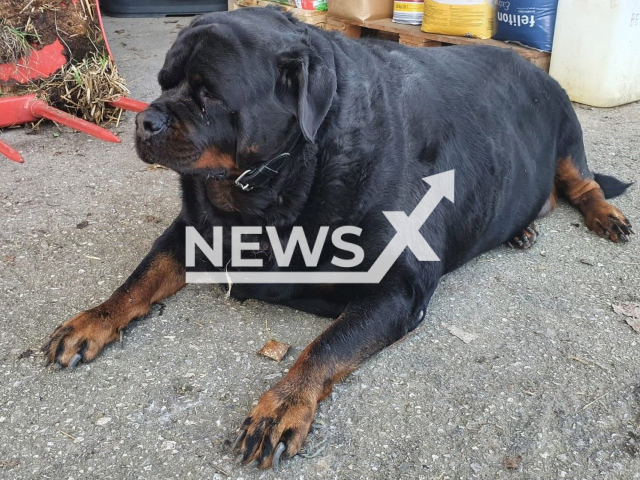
[43,7,632,469]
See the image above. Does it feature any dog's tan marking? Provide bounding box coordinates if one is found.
[556,157,631,242]
[192,147,236,170]
[237,317,362,468]
[43,254,186,365]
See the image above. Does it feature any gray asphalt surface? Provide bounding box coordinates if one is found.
[1,15,639,480]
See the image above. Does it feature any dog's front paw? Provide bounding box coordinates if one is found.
[42,309,120,368]
[235,384,317,469]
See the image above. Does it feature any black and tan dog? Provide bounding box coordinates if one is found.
[43,7,632,469]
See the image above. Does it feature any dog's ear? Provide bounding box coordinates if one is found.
[276,45,336,143]
[158,25,211,89]
[159,24,235,90]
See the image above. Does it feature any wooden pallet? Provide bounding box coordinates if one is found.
[232,0,327,27]
[326,16,550,71]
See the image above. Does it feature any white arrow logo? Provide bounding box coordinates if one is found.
[186,170,455,284]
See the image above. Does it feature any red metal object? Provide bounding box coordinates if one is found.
[0,94,121,144]
[109,95,148,113]
[95,0,114,60]
[0,139,24,163]
[0,0,149,163]
[0,39,68,84]
[0,94,42,125]
[30,99,121,143]
[97,2,148,114]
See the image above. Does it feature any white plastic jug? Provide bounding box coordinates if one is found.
[549,0,640,107]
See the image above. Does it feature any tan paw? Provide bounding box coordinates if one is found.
[42,309,120,368]
[235,385,317,469]
[585,204,633,243]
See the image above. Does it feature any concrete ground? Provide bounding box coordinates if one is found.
[1,14,640,480]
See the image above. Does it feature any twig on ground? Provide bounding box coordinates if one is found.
[58,430,76,441]
[582,391,609,410]
[568,355,609,372]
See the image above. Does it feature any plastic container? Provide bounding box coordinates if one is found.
[549,0,640,107]
[100,0,227,17]
[421,0,496,40]
[494,0,558,52]
[296,0,328,10]
[393,0,425,25]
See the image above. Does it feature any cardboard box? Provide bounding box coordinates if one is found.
[327,0,394,22]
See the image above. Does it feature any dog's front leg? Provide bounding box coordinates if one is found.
[236,279,434,469]
[42,219,187,367]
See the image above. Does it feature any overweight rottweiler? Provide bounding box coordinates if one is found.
[43,7,632,469]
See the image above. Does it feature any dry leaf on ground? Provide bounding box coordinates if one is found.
[145,164,169,171]
[95,416,111,426]
[504,455,522,469]
[257,339,290,362]
[613,303,640,332]
[442,323,478,344]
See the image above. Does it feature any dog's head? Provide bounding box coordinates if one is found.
[135,8,337,180]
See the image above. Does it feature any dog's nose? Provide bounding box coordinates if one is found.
[136,108,168,139]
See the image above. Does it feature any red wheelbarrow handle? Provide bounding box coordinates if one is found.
[1,94,152,163]
[1,94,121,163]
[29,99,121,143]
[0,94,120,143]
[109,96,148,113]
[0,139,24,163]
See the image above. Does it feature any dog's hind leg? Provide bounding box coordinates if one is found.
[506,223,538,249]
[505,187,558,249]
[555,155,633,242]
[537,186,558,219]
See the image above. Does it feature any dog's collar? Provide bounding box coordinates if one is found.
[234,132,303,192]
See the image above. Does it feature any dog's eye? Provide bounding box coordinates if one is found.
[201,86,219,101]
[199,87,233,114]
